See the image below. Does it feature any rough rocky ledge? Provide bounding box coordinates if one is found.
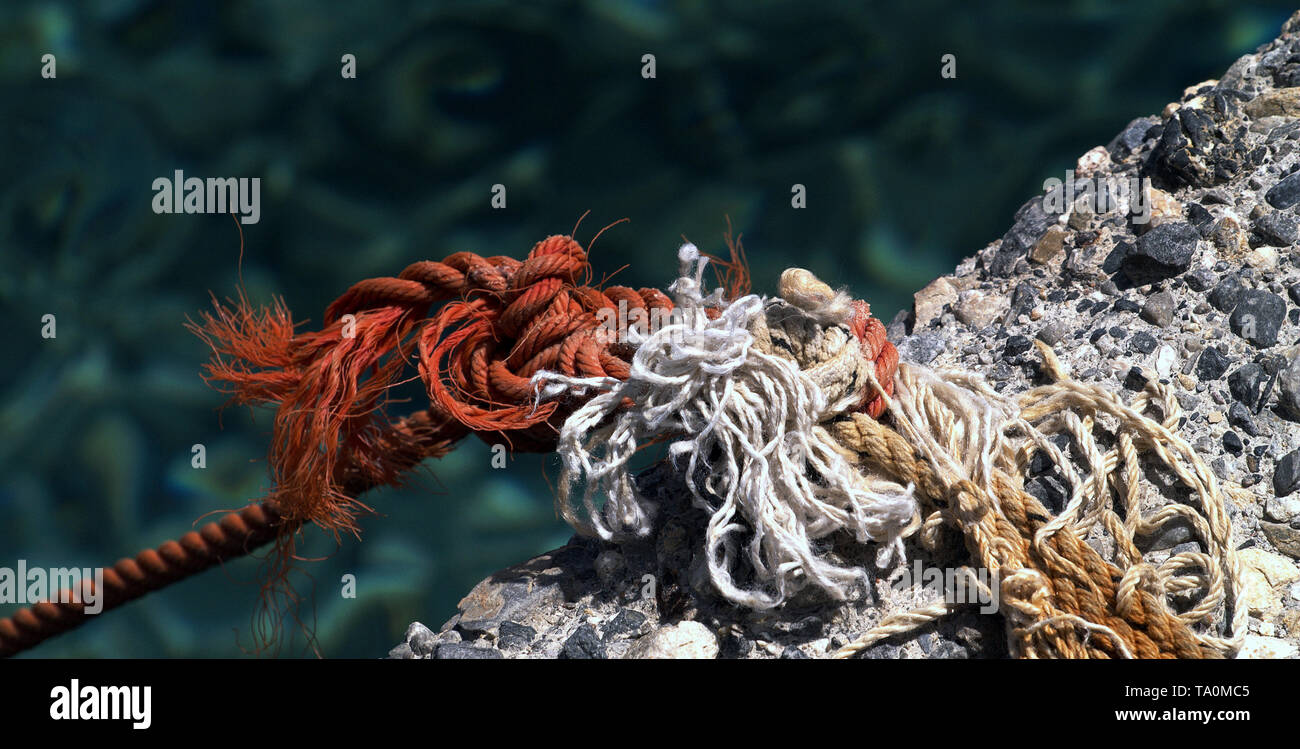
[389,14,1300,659]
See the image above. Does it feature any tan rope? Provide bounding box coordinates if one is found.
[758,270,1241,658]
[825,340,1244,659]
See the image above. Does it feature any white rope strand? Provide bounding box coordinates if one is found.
[536,244,917,609]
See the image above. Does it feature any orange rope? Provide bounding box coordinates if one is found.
[0,229,898,657]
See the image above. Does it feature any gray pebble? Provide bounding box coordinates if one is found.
[1120,222,1199,283]
[897,333,947,365]
[1185,268,1217,292]
[405,622,437,657]
[387,642,417,660]
[498,621,536,650]
[859,643,901,659]
[1278,354,1300,419]
[602,608,648,639]
[1265,496,1300,523]
[1261,521,1300,558]
[1139,517,1196,551]
[1253,211,1300,245]
[1228,363,1271,410]
[1141,292,1177,327]
[1196,347,1231,380]
[561,624,606,659]
[1228,401,1260,436]
[1037,322,1068,347]
[1208,275,1243,313]
[1130,331,1159,355]
[1229,290,1286,348]
[1276,450,1300,498]
[435,642,504,659]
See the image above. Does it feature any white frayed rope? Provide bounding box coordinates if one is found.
[532,243,918,609]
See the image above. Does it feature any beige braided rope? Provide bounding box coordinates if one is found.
[826,340,1244,659]
[754,269,1241,658]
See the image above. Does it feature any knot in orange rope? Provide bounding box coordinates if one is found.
[193,230,898,537]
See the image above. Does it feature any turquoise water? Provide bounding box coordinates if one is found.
[0,0,1292,657]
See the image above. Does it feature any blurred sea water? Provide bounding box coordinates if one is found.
[0,0,1294,656]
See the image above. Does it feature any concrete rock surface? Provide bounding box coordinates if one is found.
[393,15,1300,659]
